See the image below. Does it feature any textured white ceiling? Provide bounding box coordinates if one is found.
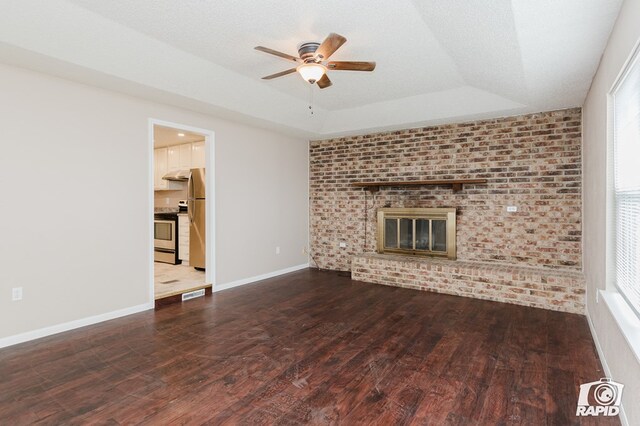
[65,0,465,111]
[0,0,623,137]
[154,125,204,148]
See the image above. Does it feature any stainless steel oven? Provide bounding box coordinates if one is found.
[154,213,180,264]
[154,219,175,250]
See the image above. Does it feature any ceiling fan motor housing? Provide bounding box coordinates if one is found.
[298,42,321,62]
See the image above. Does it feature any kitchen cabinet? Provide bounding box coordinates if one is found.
[167,145,180,172]
[154,148,168,189]
[168,143,193,172]
[192,141,206,168]
[154,148,183,191]
[178,213,190,262]
[179,144,192,169]
[154,141,205,191]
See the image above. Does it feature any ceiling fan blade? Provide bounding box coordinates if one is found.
[254,46,301,63]
[315,33,347,60]
[317,74,332,89]
[327,61,376,71]
[261,68,297,80]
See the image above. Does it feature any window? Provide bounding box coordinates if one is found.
[612,49,640,317]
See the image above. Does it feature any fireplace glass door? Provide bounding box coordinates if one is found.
[384,218,398,249]
[416,219,429,250]
[377,208,456,259]
[432,220,447,252]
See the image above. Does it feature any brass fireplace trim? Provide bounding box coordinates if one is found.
[376,208,456,260]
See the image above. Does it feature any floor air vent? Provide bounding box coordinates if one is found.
[182,289,206,301]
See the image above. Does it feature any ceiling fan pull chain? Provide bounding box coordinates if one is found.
[309,83,314,116]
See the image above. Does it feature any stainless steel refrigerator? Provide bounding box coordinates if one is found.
[188,168,206,270]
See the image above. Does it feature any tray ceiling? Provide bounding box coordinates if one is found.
[0,0,624,137]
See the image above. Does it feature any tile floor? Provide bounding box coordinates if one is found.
[154,261,206,299]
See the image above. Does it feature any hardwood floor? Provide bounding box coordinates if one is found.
[0,269,617,425]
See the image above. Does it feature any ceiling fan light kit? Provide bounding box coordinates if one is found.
[255,33,375,89]
[297,63,326,84]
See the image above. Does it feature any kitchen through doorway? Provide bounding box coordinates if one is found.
[151,122,213,302]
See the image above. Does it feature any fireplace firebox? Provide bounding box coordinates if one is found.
[376,208,456,259]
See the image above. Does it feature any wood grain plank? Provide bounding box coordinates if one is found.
[0,269,618,425]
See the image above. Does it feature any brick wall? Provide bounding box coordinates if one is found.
[309,108,582,272]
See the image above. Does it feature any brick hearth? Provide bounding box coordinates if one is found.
[352,254,585,314]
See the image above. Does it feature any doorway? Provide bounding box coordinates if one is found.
[149,120,215,302]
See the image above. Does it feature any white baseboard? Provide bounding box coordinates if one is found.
[0,302,154,349]
[586,300,629,426]
[0,264,310,349]
[214,263,309,292]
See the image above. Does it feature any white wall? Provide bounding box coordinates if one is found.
[0,63,309,341]
[583,0,640,424]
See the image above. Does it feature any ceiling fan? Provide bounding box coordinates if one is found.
[255,33,376,89]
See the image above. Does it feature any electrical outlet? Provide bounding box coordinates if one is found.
[12,287,22,301]
[506,206,518,212]
[339,242,347,248]
[302,247,308,255]
[276,246,280,255]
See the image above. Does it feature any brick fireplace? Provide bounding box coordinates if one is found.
[309,108,585,314]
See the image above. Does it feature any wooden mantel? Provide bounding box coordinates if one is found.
[351,179,488,192]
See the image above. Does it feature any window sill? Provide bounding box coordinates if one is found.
[600,290,640,364]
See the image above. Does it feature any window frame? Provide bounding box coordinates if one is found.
[608,42,640,319]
